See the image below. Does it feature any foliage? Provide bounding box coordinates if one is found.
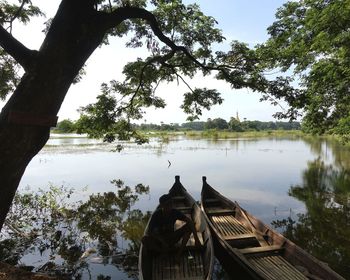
[0,0,43,99]
[258,0,350,139]
[55,119,76,133]
[180,121,205,131]
[228,117,243,132]
[0,50,20,100]
[76,0,227,142]
[0,180,150,278]
[71,116,301,134]
[205,118,228,130]
[181,89,223,121]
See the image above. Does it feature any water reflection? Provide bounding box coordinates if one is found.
[272,158,350,278]
[0,181,151,279]
[1,179,233,279]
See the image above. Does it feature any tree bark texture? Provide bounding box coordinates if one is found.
[0,1,106,231]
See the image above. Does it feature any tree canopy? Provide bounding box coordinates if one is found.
[257,0,350,138]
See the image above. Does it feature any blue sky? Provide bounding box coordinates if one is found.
[4,0,289,124]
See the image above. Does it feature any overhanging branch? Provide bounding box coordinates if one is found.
[98,7,239,83]
[98,6,285,109]
[7,0,27,33]
[0,24,37,71]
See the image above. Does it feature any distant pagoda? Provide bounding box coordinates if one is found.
[236,111,240,122]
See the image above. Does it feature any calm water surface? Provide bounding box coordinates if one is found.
[13,134,350,279]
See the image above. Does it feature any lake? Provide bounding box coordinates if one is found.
[6,133,350,279]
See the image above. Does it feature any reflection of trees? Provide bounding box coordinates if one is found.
[326,140,350,171]
[272,158,350,278]
[303,136,350,171]
[0,180,150,279]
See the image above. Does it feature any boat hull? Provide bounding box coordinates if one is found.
[201,176,345,280]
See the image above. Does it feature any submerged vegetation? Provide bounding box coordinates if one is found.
[0,181,150,279]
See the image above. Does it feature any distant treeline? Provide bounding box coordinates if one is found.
[54,118,301,133]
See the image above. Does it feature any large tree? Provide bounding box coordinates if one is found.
[257,0,350,136]
[0,0,283,232]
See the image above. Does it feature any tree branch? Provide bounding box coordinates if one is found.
[98,7,281,106]
[98,7,229,75]
[0,24,37,71]
[7,0,27,33]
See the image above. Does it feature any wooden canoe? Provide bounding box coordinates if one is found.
[201,176,345,280]
[139,176,214,280]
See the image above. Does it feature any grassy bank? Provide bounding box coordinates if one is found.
[139,129,305,140]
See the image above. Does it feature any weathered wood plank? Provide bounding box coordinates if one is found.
[224,233,257,240]
[265,256,296,280]
[211,216,230,236]
[240,245,283,255]
[206,208,235,215]
[222,215,249,234]
[249,255,308,280]
[249,256,277,280]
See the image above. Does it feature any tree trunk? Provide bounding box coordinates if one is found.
[0,1,106,231]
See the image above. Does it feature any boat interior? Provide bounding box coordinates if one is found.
[202,185,320,280]
[140,186,213,280]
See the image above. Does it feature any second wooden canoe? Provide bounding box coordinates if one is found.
[201,176,345,280]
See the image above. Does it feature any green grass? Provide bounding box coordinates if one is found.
[135,129,306,142]
[180,129,304,139]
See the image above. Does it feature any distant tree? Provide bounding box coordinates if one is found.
[181,121,206,131]
[56,119,76,133]
[204,118,228,130]
[244,120,260,131]
[228,117,243,132]
[204,118,215,130]
[275,121,300,130]
[211,118,228,130]
[267,121,277,130]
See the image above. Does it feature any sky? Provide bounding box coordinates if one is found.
[4,0,289,124]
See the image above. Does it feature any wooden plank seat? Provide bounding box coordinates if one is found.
[225,233,261,249]
[248,255,308,280]
[239,245,283,255]
[224,233,257,241]
[152,250,204,280]
[206,208,235,216]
